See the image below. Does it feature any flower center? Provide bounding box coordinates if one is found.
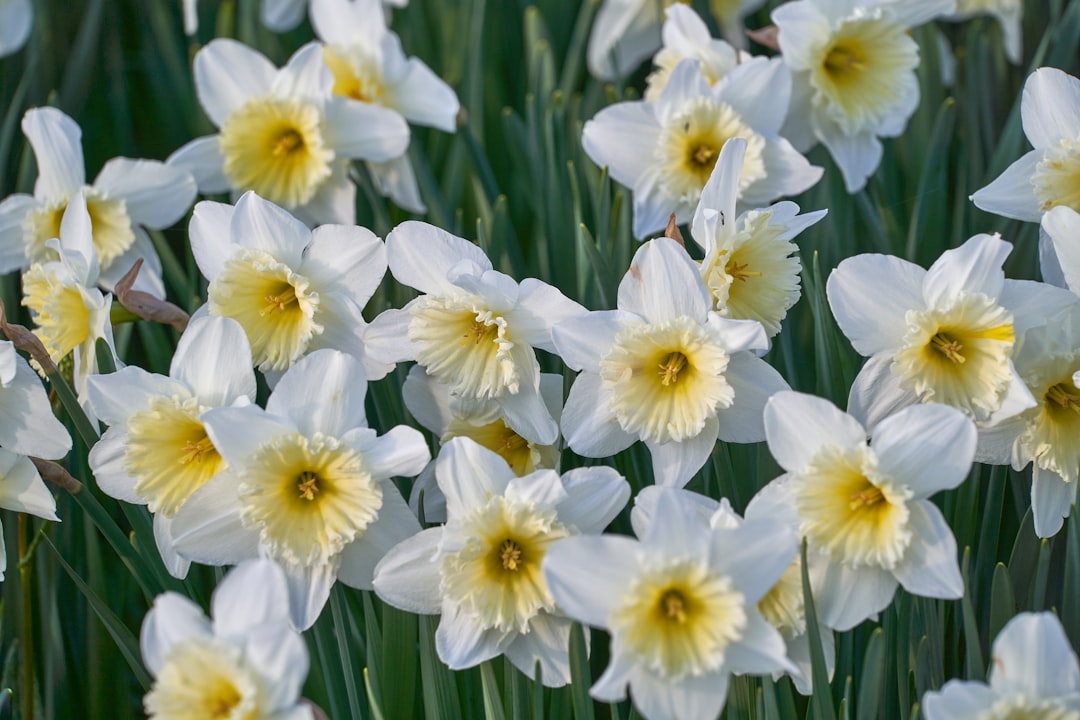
[1033,137,1080,214]
[238,433,382,567]
[440,495,570,633]
[24,188,135,269]
[610,559,747,680]
[125,396,226,517]
[21,262,92,362]
[208,248,323,372]
[796,444,912,570]
[144,638,259,720]
[893,292,1016,421]
[657,98,767,205]
[600,316,733,444]
[324,45,385,104]
[810,17,919,136]
[409,297,519,400]
[219,97,334,209]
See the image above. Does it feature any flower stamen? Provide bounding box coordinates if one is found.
[500,539,523,571]
[658,351,689,386]
[297,471,320,501]
[1047,382,1080,414]
[931,332,965,364]
[660,589,688,623]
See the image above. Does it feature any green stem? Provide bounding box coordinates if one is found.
[18,513,35,720]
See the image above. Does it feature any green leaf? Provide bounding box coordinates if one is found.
[801,540,837,720]
[567,623,594,720]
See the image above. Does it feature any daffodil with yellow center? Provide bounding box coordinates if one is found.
[323,45,385,104]
[22,261,93,363]
[1033,137,1080,213]
[763,391,975,631]
[144,639,259,720]
[442,418,540,476]
[23,187,134,268]
[374,438,630,687]
[643,5,748,102]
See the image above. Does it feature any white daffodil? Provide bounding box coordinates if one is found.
[86,315,257,578]
[141,559,313,720]
[170,349,429,629]
[643,5,752,102]
[365,220,584,445]
[0,107,195,296]
[0,449,61,582]
[972,67,1080,223]
[402,365,563,524]
[631,485,834,695]
[553,236,789,488]
[587,0,765,80]
[759,391,975,631]
[543,487,797,720]
[826,233,1077,432]
[691,137,826,337]
[1042,205,1080,295]
[977,302,1080,538]
[189,191,389,378]
[21,192,116,411]
[0,0,31,57]
[168,39,409,226]
[583,58,821,239]
[773,0,954,193]
[374,437,630,686]
[922,612,1080,719]
[311,0,459,213]
[947,0,1023,64]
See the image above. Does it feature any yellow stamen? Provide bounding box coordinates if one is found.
[691,145,716,167]
[1047,383,1080,414]
[296,471,320,501]
[660,589,688,623]
[500,539,523,571]
[725,259,763,281]
[261,286,298,316]
[824,45,865,76]
[658,351,689,386]
[931,332,965,364]
[849,484,884,510]
[272,129,304,157]
[180,437,216,465]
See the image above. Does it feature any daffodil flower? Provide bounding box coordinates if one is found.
[773,0,954,193]
[922,612,1080,719]
[168,39,409,226]
[169,349,430,629]
[374,436,630,686]
[583,57,821,238]
[189,191,390,377]
[141,559,313,720]
[402,365,564,524]
[631,485,834,695]
[643,5,752,101]
[0,107,195,296]
[365,220,584,446]
[826,233,1075,432]
[21,192,117,412]
[86,315,257,578]
[0,0,31,58]
[311,0,459,213]
[553,235,789,488]
[972,67,1080,222]
[543,487,797,720]
[691,136,826,337]
[758,391,975,631]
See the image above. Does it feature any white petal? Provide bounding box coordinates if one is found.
[201,405,292,469]
[363,307,418,365]
[386,220,492,295]
[647,417,718,488]
[771,0,829,71]
[435,600,511,670]
[873,402,976,498]
[0,0,31,58]
[1000,278,1080,335]
[194,39,277,127]
[586,0,662,80]
[22,107,85,201]
[93,159,197,229]
[0,452,57,520]
[0,357,73,459]
[0,194,35,272]
[618,237,712,324]
[167,135,230,195]
[692,138,743,252]
[140,593,211,675]
[580,102,661,189]
[401,365,452,434]
[827,253,925,356]
[303,223,386,307]
[814,558,898,632]
[380,43,460,132]
[765,391,865,473]
[550,310,626,373]
[323,98,410,162]
[724,610,795,675]
[294,164,356,226]
[336,487,421,590]
[279,558,336,630]
[261,0,307,30]
[560,372,637,457]
[816,119,882,194]
[188,200,236,282]
[230,191,309,268]
[171,315,256,406]
[169,473,257,565]
[153,513,191,580]
[1031,466,1077,539]
[436,437,516,518]
[921,681,996,720]
[371,527,443,614]
[557,466,631,534]
[242,624,309,709]
[1042,206,1080,292]
[713,519,798,603]
[969,151,1042,223]
[367,155,426,213]
[847,353,920,433]
[989,612,1080,697]
[628,667,729,720]
[503,614,573,687]
[212,558,292,635]
[266,349,368,437]
[355,424,430,479]
[508,279,586,352]
[892,501,963,599]
[87,429,143,505]
[714,56,789,135]
[631,486,720,537]
[923,234,1010,308]
[715,352,789,444]
[1021,67,1080,148]
[272,43,332,103]
[542,534,640,627]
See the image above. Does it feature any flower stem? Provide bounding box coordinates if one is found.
[18,513,35,720]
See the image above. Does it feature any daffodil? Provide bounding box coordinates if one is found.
[168,39,409,226]
[631,485,834,695]
[583,57,821,238]
[643,5,751,102]
[922,612,1080,719]
[189,191,390,378]
[169,349,429,629]
[827,233,1075,431]
[0,0,31,57]
[759,391,975,631]
[773,0,954,193]
[972,67,1080,222]
[553,236,789,487]
[402,365,563,524]
[141,559,313,720]
[86,315,257,578]
[690,137,826,337]
[21,192,116,411]
[365,220,584,445]
[947,0,1023,64]
[311,0,459,213]
[374,437,630,686]
[543,487,797,719]
[977,302,1080,538]
[0,107,195,296]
